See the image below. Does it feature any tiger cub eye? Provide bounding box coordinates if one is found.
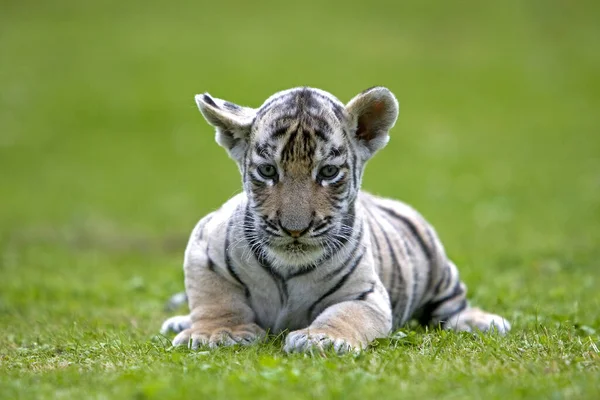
[258,164,277,179]
[318,165,339,179]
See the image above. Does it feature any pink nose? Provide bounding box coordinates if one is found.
[279,221,312,238]
[288,230,302,238]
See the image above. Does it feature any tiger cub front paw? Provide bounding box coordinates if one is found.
[284,328,363,354]
[172,323,266,349]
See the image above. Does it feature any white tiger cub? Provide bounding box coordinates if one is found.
[161,86,510,353]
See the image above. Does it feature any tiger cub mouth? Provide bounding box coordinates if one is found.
[282,241,313,253]
[269,239,321,257]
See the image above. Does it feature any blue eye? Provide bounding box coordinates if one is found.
[318,165,339,179]
[257,164,277,179]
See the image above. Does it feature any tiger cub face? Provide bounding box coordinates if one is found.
[195,87,399,270]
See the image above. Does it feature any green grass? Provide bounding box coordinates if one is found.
[1,0,599,398]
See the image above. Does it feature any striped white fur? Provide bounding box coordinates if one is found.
[161,87,510,353]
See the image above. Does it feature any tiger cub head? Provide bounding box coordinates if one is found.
[195,87,399,270]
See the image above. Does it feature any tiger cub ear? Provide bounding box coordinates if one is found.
[195,93,256,163]
[345,87,399,158]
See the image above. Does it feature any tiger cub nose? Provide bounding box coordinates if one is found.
[287,230,303,239]
[280,224,311,238]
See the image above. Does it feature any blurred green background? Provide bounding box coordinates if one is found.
[0,0,599,397]
[1,0,599,238]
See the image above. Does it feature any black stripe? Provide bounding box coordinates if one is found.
[308,115,334,133]
[329,194,347,204]
[375,205,433,262]
[243,205,288,305]
[365,214,383,275]
[440,299,468,322]
[242,148,248,177]
[297,87,320,110]
[197,213,214,241]
[252,193,268,208]
[224,216,250,298]
[330,203,344,211]
[280,129,298,164]
[223,101,241,111]
[372,207,418,324]
[380,224,405,315]
[331,199,356,249]
[432,264,451,295]
[311,216,332,233]
[355,281,376,301]
[255,89,344,125]
[255,98,279,118]
[396,234,419,321]
[350,151,359,191]
[423,229,437,293]
[255,92,295,119]
[322,223,364,280]
[365,206,403,312]
[366,203,418,325]
[300,128,317,157]
[328,180,347,193]
[430,280,464,313]
[261,215,280,232]
[400,235,414,257]
[286,265,317,279]
[331,103,346,123]
[270,127,289,139]
[202,94,218,108]
[207,254,216,272]
[249,176,268,188]
[314,130,328,142]
[310,226,333,238]
[328,146,346,158]
[254,142,272,158]
[311,92,346,122]
[417,280,464,325]
[308,252,365,320]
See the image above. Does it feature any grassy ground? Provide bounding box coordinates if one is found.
[1,0,599,398]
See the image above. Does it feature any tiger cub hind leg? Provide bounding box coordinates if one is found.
[443,307,511,334]
[421,286,511,335]
[420,295,511,334]
[418,259,511,334]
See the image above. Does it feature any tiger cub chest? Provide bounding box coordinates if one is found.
[246,279,320,333]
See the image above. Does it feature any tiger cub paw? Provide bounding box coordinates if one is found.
[172,323,265,349]
[284,329,363,354]
[160,315,192,335]
[444,307,511,334]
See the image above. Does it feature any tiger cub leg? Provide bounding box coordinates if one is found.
[422,261,511,334]
[170,243,265,349]
[171,268,265,348]
[443,306,511,333]
[284,283,392,354]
